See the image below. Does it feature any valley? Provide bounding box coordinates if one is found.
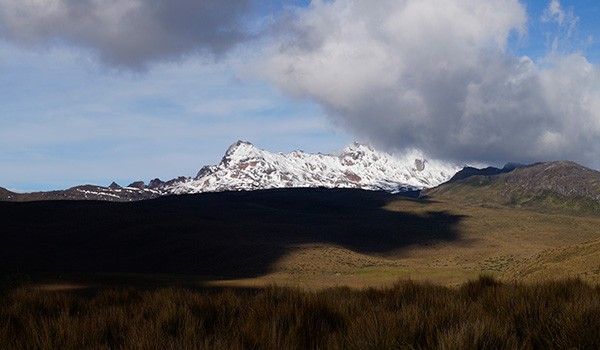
[2,186,599,291]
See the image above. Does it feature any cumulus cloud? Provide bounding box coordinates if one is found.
[0,0,252,69]
[257,0,600,167]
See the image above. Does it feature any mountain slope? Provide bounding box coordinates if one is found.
[424,161,600,214]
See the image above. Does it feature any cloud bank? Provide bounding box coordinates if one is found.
[2,0,599,169]
[0,0,252,69]
[258,0,600,167]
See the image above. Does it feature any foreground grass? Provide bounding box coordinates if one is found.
[2,277,600,349]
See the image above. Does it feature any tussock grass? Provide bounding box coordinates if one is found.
[2,276,600,349]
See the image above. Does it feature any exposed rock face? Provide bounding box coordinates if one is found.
[414,159,426,172]
[127,181,146,190]
[148,178,165,189]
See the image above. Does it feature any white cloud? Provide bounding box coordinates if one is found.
[257,0,600,168]
[543,0,566,26]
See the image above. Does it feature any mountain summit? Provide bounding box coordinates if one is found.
[0,141,461,201]
[162,140,461,195]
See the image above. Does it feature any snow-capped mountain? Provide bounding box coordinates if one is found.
[162,141,461,195]
[0,141,462,202]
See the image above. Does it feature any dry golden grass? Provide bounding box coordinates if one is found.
[3,277,600,349]
[504,238,600,284]
[207,244,499,290]
[383,198,600,285]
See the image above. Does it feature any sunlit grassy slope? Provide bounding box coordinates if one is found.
[503,239,600,284]
[381,197,600,286]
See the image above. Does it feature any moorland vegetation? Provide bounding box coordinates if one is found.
[2,276,600,349]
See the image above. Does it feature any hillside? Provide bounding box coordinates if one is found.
[423,161,600,214]
[503,239,600,284]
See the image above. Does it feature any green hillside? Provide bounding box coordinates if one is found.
[424,161,600,215]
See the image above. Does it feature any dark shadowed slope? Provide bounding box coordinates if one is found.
[424,161,600,214]
[445,163,523,183]
[0,188,463,280]
[0,185,161,202]
[0,187,22,201]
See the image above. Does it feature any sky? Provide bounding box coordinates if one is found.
[1,0,600,191]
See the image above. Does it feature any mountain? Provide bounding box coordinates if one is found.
[162,141,460,195]
[424,160,600,214]
[0,141,461,202]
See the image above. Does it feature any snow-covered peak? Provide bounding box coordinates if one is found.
[221,140,262,166]
[164,141,463,195]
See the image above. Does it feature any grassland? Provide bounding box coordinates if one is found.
[382,197,600,285]
[504,239,600,284]
[2,188,600,289]
[2,277,600,349]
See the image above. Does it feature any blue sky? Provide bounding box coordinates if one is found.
[517,0,599,60]
[1,0,600,191]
